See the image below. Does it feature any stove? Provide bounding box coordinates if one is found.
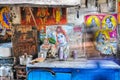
[0,57,14,66]
[0,57,14,80]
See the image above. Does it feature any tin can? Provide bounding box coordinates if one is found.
[59,47,63,60]
[72,50,78,59]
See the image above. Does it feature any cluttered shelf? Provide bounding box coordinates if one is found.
[14,65,26,80]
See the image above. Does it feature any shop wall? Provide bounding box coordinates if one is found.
[0,0,118,60]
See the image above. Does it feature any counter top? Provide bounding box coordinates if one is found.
[27,59,120,69]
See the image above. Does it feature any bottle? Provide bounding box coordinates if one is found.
[59,47,63,60]
[72,50,78,59]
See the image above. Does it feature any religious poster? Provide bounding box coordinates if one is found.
[85,14,117,58]
[41,25,85,60]
[21,7,67,31]
[0,7,21,43]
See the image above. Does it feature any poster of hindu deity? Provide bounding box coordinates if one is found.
[41,25,85,60]
[0,7,21,43]
[21,7,67,31]
[85,14,117,58]
[85,14,117,30]
[85,15,101,31]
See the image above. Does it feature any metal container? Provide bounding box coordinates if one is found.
[59,47,64,60]
[19,54,33,65]
[72,50,78,59]
[19,56,25,65]
[26,55,33,64]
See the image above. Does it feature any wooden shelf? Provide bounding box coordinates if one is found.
[14,65,26,80]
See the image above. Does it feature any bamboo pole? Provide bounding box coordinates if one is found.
[28,7,38,27]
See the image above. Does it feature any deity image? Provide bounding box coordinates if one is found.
[96,31,107,44]
[53,7,62,24]
[90,18,97,28]
[46,25,85,59]
[0,7,14,42]
[56,26,69,60]
[85,14,117,57]
[0,7,11,29]
[105,17,113,29]
[23,7,32,24]
[102,15,117,30]
[85,16,100,29]
[95,30,117,55]
[37,7,49,25]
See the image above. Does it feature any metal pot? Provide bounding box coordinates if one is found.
[19,56,25,65]
[26,55,33,64]
[19,54,32,65]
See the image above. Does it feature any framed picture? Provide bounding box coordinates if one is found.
[21,7,67,31]
[0,6,21,43]
[46,25,85,58]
